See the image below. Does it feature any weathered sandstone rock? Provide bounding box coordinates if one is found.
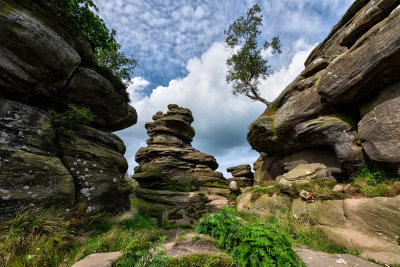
[358,80,400,174]
[0,98,74,216]
[276,163,336,187]
[0,0,136,218]
[133,105,228,217]
[134,105,226,191]
[248,0,400,181]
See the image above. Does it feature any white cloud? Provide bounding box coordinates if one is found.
[93,0,352,86]
[117,40,314,175]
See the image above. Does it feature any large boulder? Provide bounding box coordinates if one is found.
[58,125,130,213]
[291,197,400,264]
[358,80,400,174]
[276,163,336,188]
[248,0,400,181]
[0,98,74,216]
[0,0,137,218]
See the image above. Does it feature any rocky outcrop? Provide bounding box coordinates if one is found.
[227,164,253,187]
[247,0,400,180]
[237,190,400,264]
[276,163,336,188]
[0,0,136,218]
[133,105,228,217]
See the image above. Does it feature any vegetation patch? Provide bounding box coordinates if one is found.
[264,209,358,255]
[351,164,400,197]
[48,105,94,136]
[165,253,237,267]
[164,179,193,192]
[195,181,229,189]
[195,207,304,266]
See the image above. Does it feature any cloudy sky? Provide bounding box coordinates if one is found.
[93,0,353,176]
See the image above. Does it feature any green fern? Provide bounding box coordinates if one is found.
[195,207,304,267]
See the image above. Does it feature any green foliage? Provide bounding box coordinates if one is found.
[96,48,138,83]
[164,179,193,191]
[225,4,282,106]
[0,206,71,266]
[47,105,94,135]
[115,236,167,267]
[0,206,170,266]
[265,209,357,255]
[195,207,303,266]
[119,214,159,230]
[165,253,237,267]
[196,181,229,189]
[50,0,137,84]
[352,164,399,197]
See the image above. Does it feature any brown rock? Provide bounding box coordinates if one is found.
[71,252,122,267]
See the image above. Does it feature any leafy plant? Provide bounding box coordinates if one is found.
[195,207,303,266]
[225,4,282,106]
[50,0,138,85]
[47,105,94,135]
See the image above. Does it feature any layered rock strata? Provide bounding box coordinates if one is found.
[0,0,135,217]
[134,105,228,216]
[248,0,400,180]
[226,164,254,187]
[237,192,400,264]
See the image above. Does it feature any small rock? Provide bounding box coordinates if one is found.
[229,181,240,195]
[300,190,312,200]
[333,184,344,193]
[71,252,122,267]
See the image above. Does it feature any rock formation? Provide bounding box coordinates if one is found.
[242,1,400,264]
[133,105,228,217]
[226,164,254,187]
[247,0,400,180]
[0,0,136,217]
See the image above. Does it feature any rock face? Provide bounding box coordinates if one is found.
[247,0,400,180]
[0,0,136,218]
[276,163,336,188]
[133,105,228,216]
[227,164,254,187]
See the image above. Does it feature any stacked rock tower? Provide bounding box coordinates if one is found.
[133,104,228,214]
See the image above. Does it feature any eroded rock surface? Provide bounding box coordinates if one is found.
[0,0,136,218]
[133,105,228,217]
[247,0,400,180]
[227,164,253,187]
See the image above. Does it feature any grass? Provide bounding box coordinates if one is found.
[165,254,237,267]
[351,164,400,197]
[263,209,358,255]
[196,181,229,189]
[0,205,170,267]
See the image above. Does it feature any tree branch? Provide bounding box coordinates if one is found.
[245,79,270,106]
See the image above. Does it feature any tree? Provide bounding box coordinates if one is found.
[224,4,282,106]
[51,0,138,85]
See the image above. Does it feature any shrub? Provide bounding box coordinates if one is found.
[50,0,138,86]
[48,105,94,135]
[195,207,304,266]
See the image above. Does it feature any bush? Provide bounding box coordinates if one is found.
[195,207,304,266]
[50,0,137,86]
[48,105,94,135]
